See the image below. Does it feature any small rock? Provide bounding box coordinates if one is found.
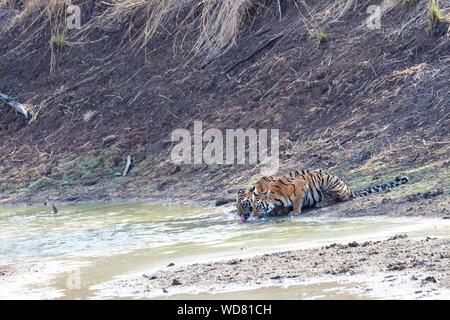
[387,263,405,271]
[422,276,437,284]
[348,241,359,247]
[171,165,181,174]
[167,263,175,267]
[102,135,117,145]
[41,165,52,176]
[387,234,408,241]
[410,275,418,281]
[423,188,444,199]
[326,243,337,249]
[155,181,168,191]
[83,110,97,122]
[172,279,182,286]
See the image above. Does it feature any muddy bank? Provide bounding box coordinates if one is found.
[99,237,450,299]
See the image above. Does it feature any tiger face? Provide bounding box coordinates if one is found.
[252,193,282,217]
[237,188,253,221]
[251,187,269,217]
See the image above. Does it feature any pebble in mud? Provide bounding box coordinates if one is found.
[422,276,437,284]
[348,241,359,247]
[388,234,408,241]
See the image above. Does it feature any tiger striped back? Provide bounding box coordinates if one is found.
[251,169,408,217]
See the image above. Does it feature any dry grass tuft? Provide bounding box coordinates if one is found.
[0,0,305,61]
[192,0,257,58]
[75,0,261,58]
[427,0,442,26]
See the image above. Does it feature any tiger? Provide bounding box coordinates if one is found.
[237,187,253,218]
[237,174,295,221]
[251,169,408,217]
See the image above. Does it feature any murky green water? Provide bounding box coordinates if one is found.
[0,201,448,299]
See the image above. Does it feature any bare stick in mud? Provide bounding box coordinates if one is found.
[0,92,31,120]
[222,33,284,74]
[123,155,132,176]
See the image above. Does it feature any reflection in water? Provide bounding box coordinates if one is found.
[0,201,448,299]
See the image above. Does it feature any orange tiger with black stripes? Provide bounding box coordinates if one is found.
[237,169,408,221]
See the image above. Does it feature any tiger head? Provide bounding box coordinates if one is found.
[252,182,293,217]
[251,192,280,218]
[252,189,289,217]
[250,185,268,218]
[237,188,253,221]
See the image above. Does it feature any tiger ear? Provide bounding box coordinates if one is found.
[238,189,244,195]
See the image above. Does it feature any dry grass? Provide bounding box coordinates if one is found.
[427,0,443,26]
[0,0,324,60]
[97,0,263,58]
[0,0,274,60]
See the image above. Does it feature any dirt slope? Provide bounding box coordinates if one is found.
[0,0,449,206]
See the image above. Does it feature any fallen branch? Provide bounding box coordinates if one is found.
[222,33,284,74]
[123,155,132,176]
[0,92,32,119]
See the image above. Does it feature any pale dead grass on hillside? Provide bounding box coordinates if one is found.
[1,0,275,58]
[1,0,372,63]
[2,0,449,62]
